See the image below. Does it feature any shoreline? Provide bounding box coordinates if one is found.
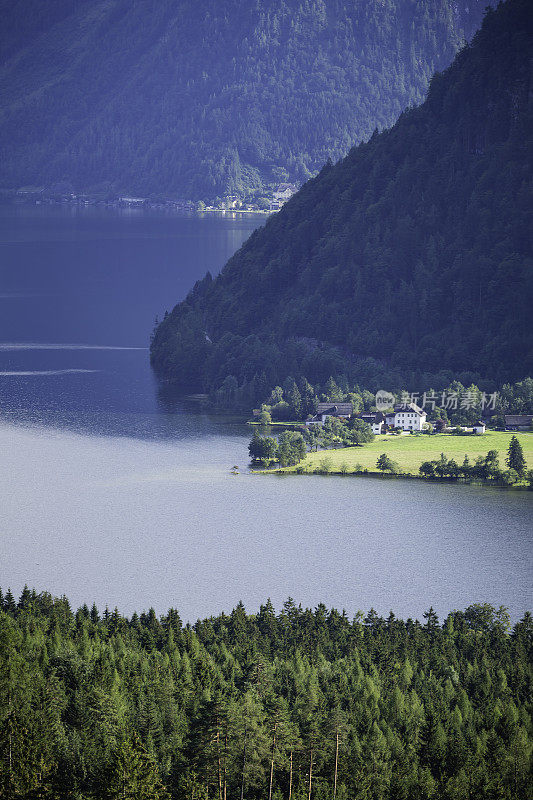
[254,465,531,489]
[1,194,273,217]
[251,430,533,490]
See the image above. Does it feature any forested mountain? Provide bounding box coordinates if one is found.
[0,0,491,198]
[0,588,531,799]
[151,0,533,401]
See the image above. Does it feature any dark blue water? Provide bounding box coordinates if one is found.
[0,203,261,432]
[0,203,256,346]
[0,204,531,623]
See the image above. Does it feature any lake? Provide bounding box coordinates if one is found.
[1,204,531,623]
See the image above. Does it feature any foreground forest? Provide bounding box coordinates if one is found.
[0,588,531,799]
[0,0,490,198]
[151,0,533,398]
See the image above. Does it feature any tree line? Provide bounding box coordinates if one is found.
[249,377,533,426]
[0,588,531,799]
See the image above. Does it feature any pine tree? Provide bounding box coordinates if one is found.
[4,589,16,614]
[506,435,526,477]
[107,733,169,800]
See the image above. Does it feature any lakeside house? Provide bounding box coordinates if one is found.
[273,183,298,202]
[305,403,428,432]
[505,414,533,430]
[360,412,386,435]
[269,183,299,211]
[306,402,353,426]
[119,196,146,206]
[224,195,241,209]
[385,403,427,431]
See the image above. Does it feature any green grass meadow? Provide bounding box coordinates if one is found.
[290,430,533,476]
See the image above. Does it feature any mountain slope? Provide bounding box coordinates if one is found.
[0,0,490,198]
[151,0,533,397]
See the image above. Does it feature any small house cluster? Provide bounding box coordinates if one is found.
[306,402,354,425]
[306,402,429,432]
[269,183,298,210]
[258,398,532,434]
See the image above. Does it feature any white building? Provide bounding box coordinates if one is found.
[119,196,146,206]
[386,403,427,431]
[360,412,386,435]
[472,420,486,434]
[273,183,298,202]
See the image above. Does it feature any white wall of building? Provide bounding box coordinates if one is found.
[393,411,426,431]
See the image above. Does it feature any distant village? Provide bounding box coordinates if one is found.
[254,401,533,434]
[6,182,300,215]
[306,402,491,434]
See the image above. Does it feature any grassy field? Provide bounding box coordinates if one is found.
[286,431,533,475]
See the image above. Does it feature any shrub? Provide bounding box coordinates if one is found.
[271,400,292,420]
[376,453,399,473]
[419,461,436,478]
[498,469,519,486]
[447,459,460,479]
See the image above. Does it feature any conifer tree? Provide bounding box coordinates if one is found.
[107,733,169,800]
[506,435,526,477]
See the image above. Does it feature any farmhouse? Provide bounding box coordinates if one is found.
[505,414,533,431]
[385,403,427,432]
[360,412,386,435]
[472,420,486,434]
[273,183,298,202]
[306,402,353,426]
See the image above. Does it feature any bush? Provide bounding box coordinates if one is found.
[271,400,292,420]
[447,459,460,479]
[420,461,436,478]
[498,469,519,486]
[257,410,272,425]
[376,453,399,473]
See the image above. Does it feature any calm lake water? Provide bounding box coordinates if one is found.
[1,204,531,622]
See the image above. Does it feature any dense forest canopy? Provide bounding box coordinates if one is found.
[0,0,491,198]
[0,587,531,799]
[151,0,533,401]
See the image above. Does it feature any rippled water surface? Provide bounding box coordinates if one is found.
[1,205,531,621]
